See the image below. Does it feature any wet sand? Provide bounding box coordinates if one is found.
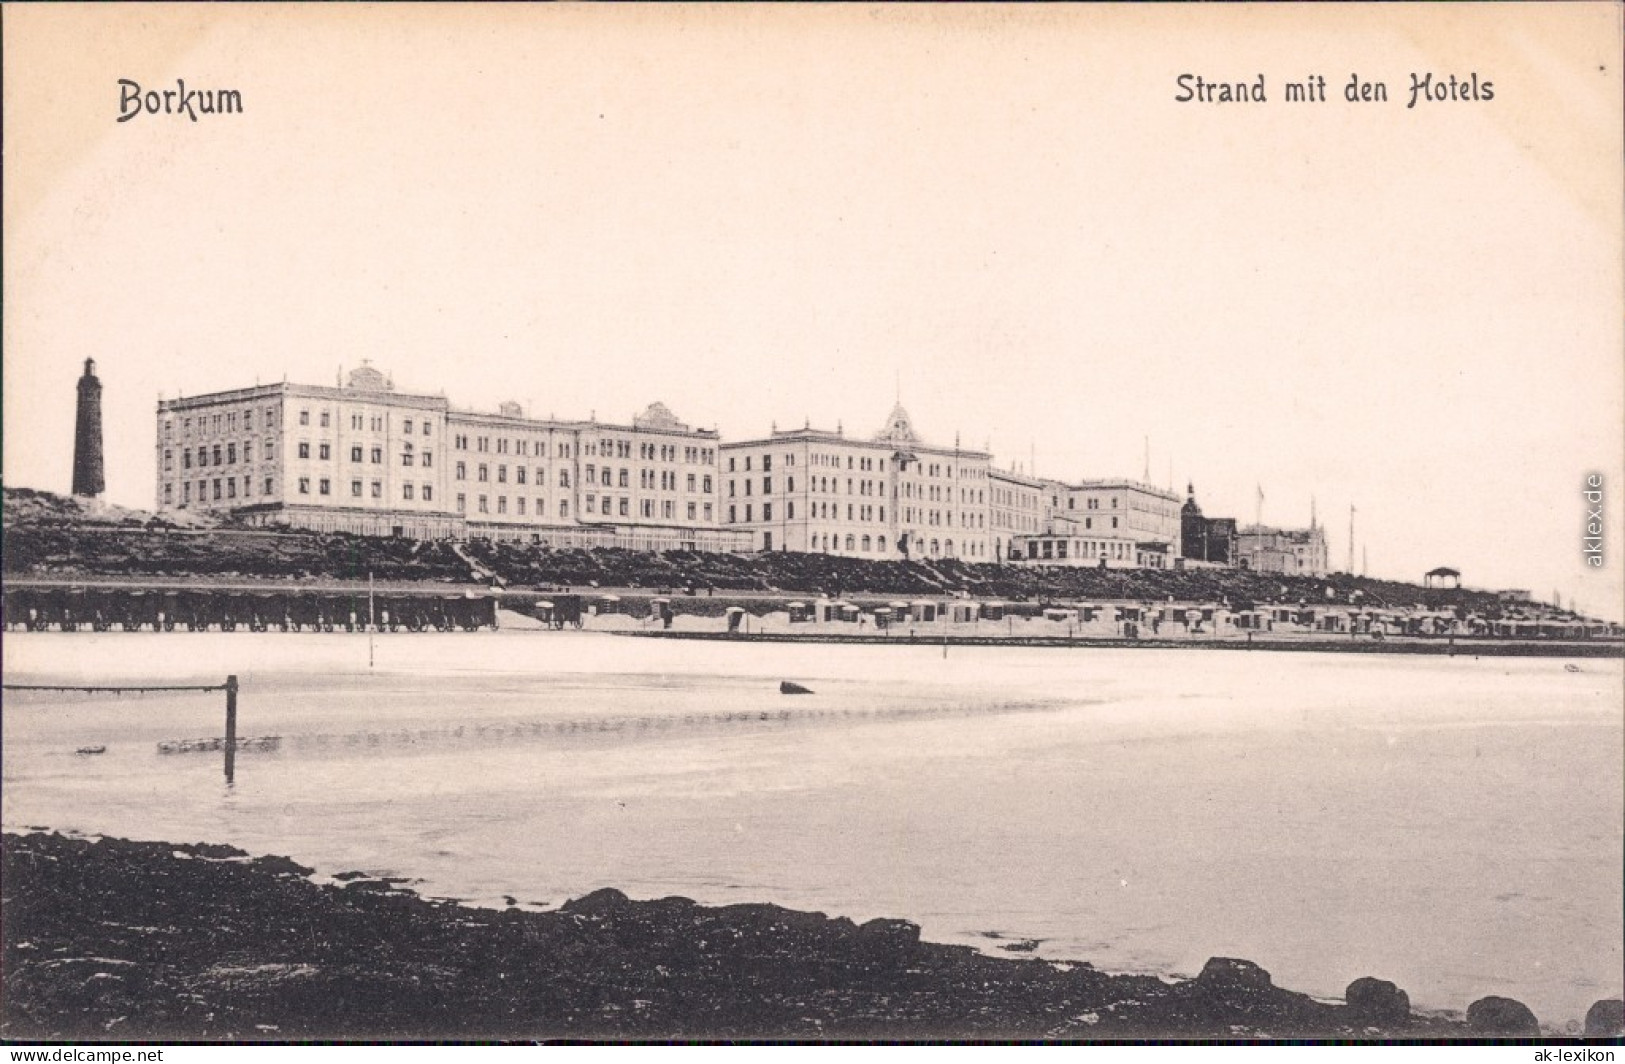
[5,632,1620,1029]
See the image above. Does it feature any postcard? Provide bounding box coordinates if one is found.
[3,2,1621,1046]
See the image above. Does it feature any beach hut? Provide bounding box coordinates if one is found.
[120,589,160,631]
[551,594,585,629]
[453,592,497,631]
[19,587,55,630]
[595,594,622,616]
[838,602,861,623]
[1,587,25,631]
[1042,607,1073,622]
[983,601,1006,621]
[9,588,38,627]
[650,597,673,628]
[949,601,979,624]
[911,600,939,623]
[252,591,291,632]
[726,606,745,633]
[815,599,839,623]
[406,594,438,632]
[873,606,893,630]
[786,601,811,624]
[534,599,555,625]
[216,590,251,632]
[284,591,321,632]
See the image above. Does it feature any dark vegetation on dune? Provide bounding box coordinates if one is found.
[2,488,1583,624]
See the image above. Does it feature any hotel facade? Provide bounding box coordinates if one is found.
[715,404,994,561]
[151,366,1257,570]
[1006,479,1184,568]
[154,365,746,551]
[1235,523,1330,576]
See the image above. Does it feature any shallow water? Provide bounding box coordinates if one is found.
[3,630,1620,1029]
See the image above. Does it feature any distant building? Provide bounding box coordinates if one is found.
[1180,484,1237,565]
[152,366,1340,571]
[72,358,105,498]
[716,404,994,561]
[454,398,730,551]
[1012,480,1182,568]
[1236,520,1328,576]
[988,467,1049,562]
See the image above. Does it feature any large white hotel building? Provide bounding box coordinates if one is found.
[717,404,997,561]
[155,365,1194,566]
[155,365,739,551]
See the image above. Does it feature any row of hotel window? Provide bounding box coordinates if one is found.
[167,407,437,439]
[296,410,435,436]
[725,453,981,479]
[164,441,440,471]
[1028,539,1134,560]
[795,533,988,558]
[451,434,714,465]
[453,434,568,457]
[993,488,1040,508]
[169,407,279,439]
[294,442,434,466]
[166,477,444,505]
[901,508,986,529]
[166,476,278,505]
[720,501,991,528]
[994,511,1042,531]
[449,463,714,493]
[446,494,716,521]
[724,476,986,504]
[169,442,271,470]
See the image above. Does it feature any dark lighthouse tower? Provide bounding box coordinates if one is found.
[72,358,105,498]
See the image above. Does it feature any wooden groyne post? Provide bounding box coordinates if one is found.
[2,676,242,785]
[224,674,239,784]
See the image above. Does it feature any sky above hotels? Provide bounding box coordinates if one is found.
[5,5,1621,618]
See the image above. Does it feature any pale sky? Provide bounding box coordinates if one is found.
[5,4,1621,619]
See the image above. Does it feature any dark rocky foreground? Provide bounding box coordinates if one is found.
[2,832,1614,1042]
